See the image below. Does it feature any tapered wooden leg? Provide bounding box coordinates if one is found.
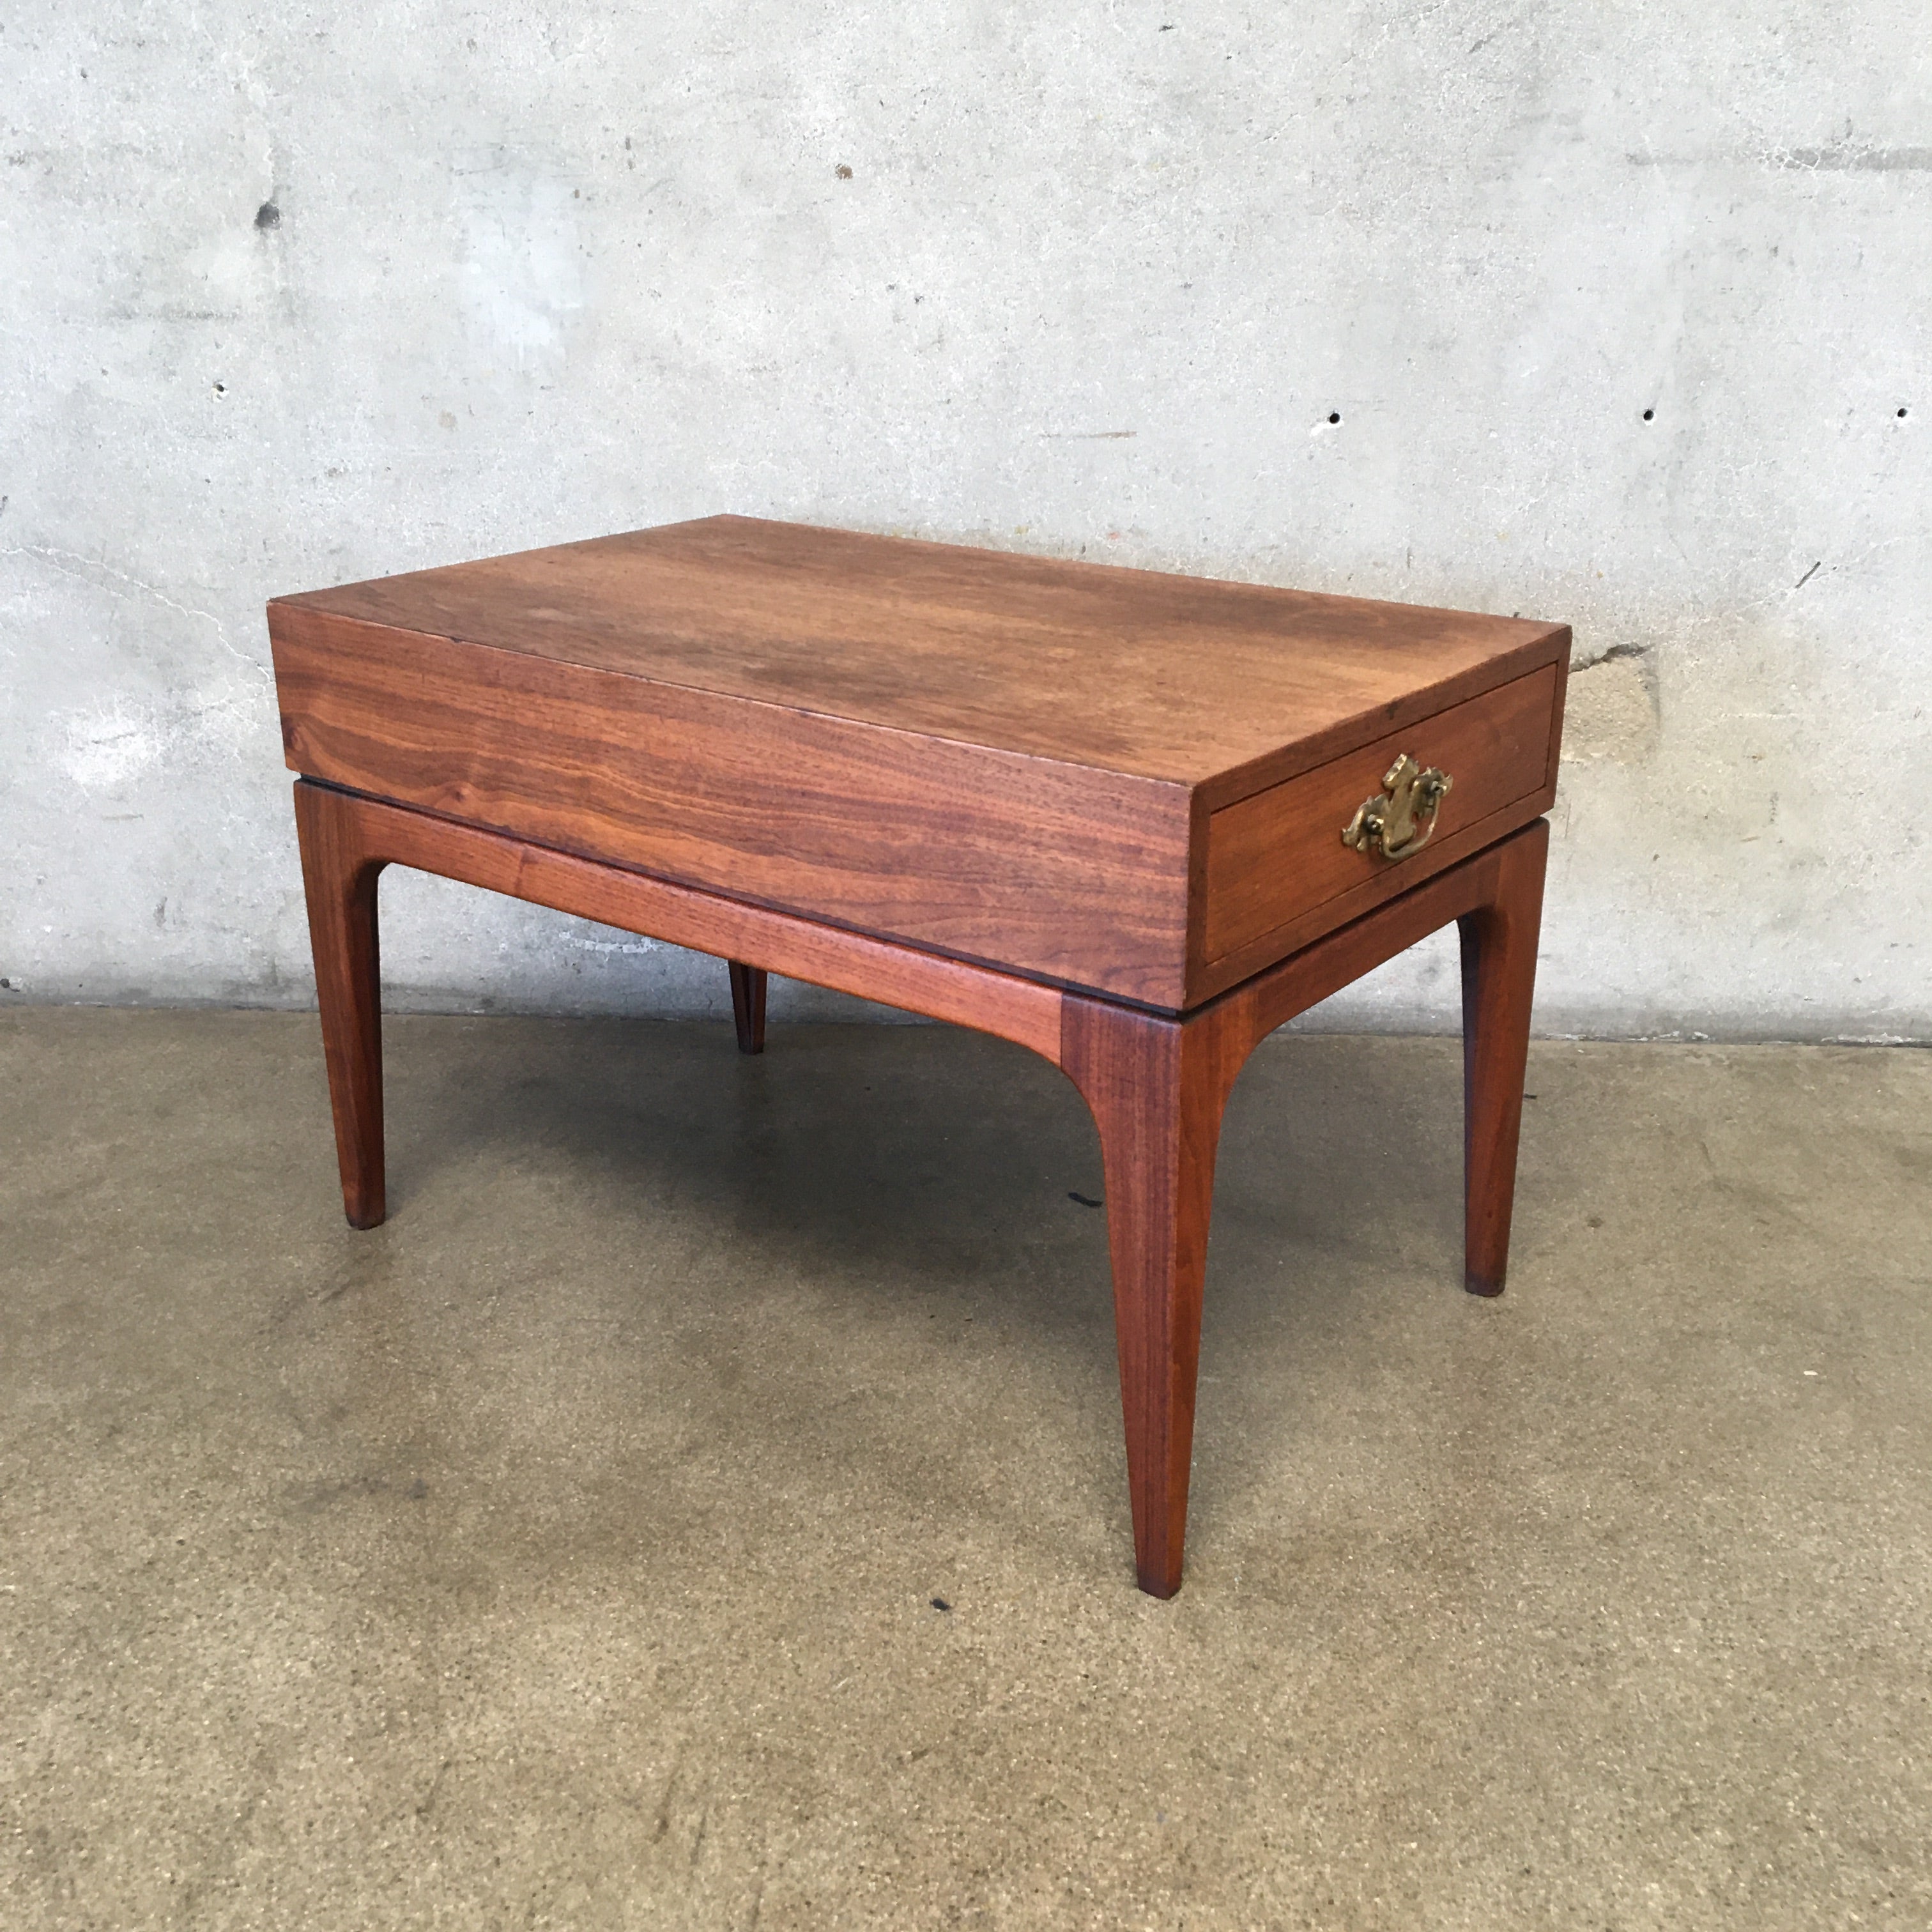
[1457,818,1549,1296]
[728,961,767,1054]
[1061,997,1231,1598]
[293,783,388,1230]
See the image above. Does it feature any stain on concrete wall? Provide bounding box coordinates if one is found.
[1,2,1926,1039]
[1564,648,1659,764]
[454,153,585,372]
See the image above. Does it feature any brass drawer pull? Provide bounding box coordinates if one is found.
[1342,754,1453,861]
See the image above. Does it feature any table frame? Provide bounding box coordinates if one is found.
[295,776,1547,1597]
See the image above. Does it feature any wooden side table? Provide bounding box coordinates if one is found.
[271,517,1566,1597]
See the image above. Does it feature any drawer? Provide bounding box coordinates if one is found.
[1202,663,1560,967]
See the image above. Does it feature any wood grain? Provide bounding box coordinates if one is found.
[728,962,767,1055]
[1202,664,1558,963]
[271,516,1567,1007]
[295,781,1067,1063]
[293,781,387,1229]
[273,607,1193,1006]
[1058,820,1552,1593]
[1459,822,1549,1295]
[273,514,1570,789]
[275,514,1565,1595]
[1199,820,1548,1068]
[1059,1000,1224,1599]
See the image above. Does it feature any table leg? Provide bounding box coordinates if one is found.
[1060,998,1230,1598]
[1457,818,1549,1296]
[728,961,767,1054]
[293,783,387,1230]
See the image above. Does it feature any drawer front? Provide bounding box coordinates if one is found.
[1202,663,1559,966]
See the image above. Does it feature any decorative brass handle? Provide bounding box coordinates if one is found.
[1341,754,1453,861]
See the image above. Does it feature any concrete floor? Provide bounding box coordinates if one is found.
[1,1009,1928,1930]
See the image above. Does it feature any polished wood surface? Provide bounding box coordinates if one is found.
[728,961,767,1055]
[1459,828,1548,1296]
[274,515,1567,789]
[1060,818,1551,1593]
[292,780,1065,1063]
[291,772,1549,1596]
[1202,663,1558,967]
[273,604,1192,1005]
[272,518,1566,1006]
[293,783,386,1230]
[278,521,1563,1595]
[1058,1000,1223,1598]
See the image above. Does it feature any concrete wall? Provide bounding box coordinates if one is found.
[4,2,1926,1039]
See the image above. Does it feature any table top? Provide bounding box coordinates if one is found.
[275,515,1565,789]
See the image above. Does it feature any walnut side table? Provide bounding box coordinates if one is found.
[270,516,1567,1597]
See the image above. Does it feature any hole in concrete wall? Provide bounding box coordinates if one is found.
[1328,411,1341,424]
[834,163,853,179]
[1899,407,1910,418]
[254,201,280,229]
[1642,408,1655,420]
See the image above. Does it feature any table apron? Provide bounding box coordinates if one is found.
[294,778,1545,1087]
